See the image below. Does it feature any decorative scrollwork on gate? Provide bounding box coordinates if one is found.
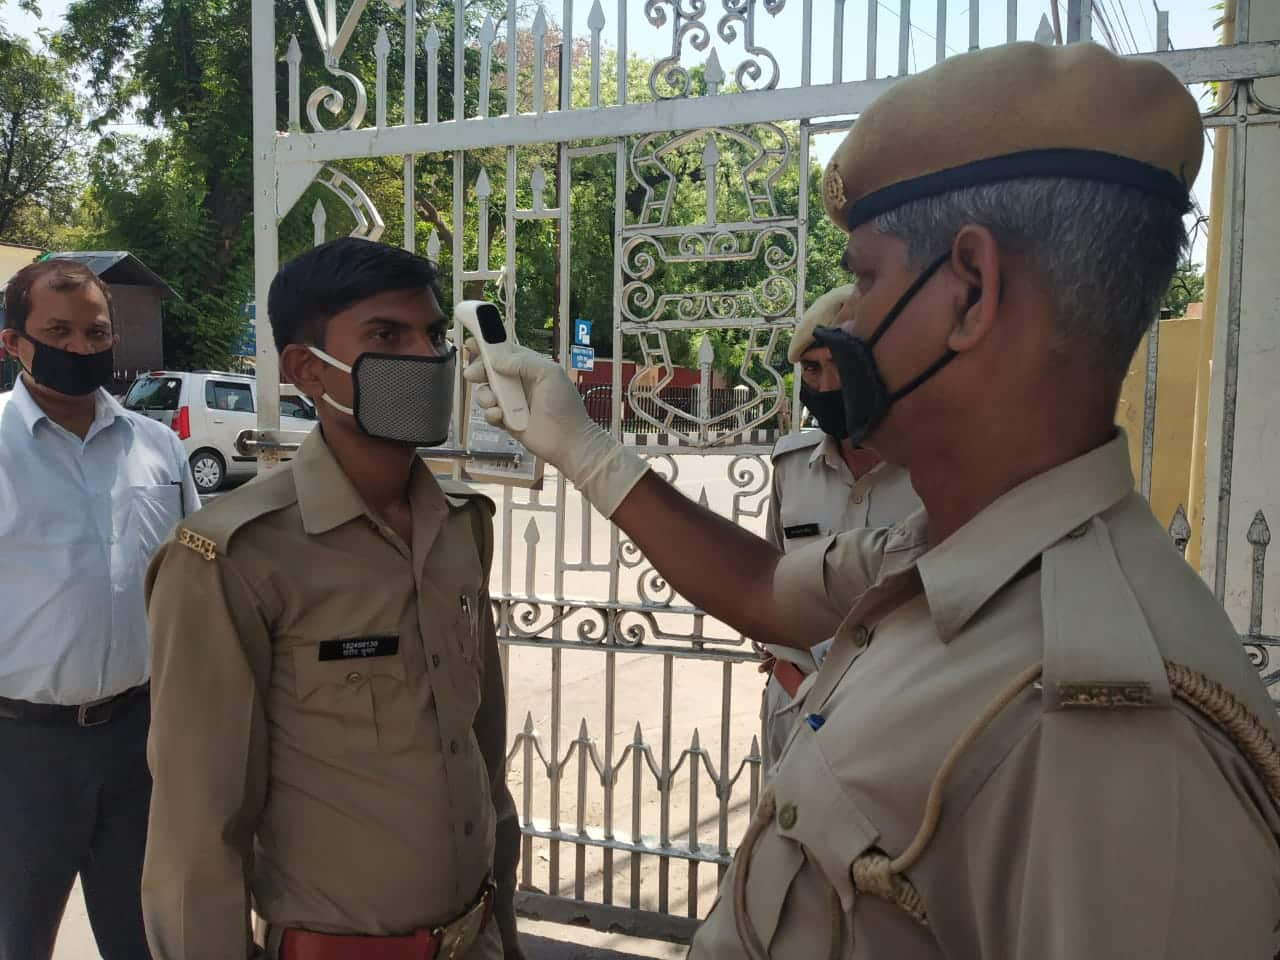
[645,0,787,100]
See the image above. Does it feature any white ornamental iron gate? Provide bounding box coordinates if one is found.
[247,0,1280,940]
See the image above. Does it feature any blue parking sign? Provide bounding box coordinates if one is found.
[573,319,591,347]
[569,345,595,371]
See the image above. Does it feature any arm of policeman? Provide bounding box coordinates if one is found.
[945,707,1280,958]
[143,541,271,960]
[463,345,857,650]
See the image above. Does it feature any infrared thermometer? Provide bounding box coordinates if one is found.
[455,300,530,432]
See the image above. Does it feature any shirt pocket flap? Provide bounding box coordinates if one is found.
[773,730,880,913]
[293,644,406,699]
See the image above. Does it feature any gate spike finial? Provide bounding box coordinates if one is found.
[578,718,590,740]
[523,517,541,545]
[587,0,605,32]
[690,728,701,750]
[633,721,644,742]
[523,711,536,733]
[423,23,440,52]
[426,227,440,261]
[1249,510,1271,547]
[476,167,492,199]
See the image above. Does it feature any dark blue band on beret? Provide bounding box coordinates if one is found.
[845,147,1192,229]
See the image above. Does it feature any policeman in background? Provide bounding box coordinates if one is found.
[760,285,918,778]
[465,42,1280,958]
[143,238,523,960]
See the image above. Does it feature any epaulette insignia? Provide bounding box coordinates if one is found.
[177,528,218,561]
[1057,681,1154,709]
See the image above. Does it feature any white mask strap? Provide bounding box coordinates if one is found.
[308,346,355,415]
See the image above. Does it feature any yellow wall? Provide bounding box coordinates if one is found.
[1115,311,1202,535]
[0,243,40,285]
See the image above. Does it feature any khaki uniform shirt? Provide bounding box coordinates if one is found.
[143,430,515,960]
[695,433,1280,959]
[760,432,918,773]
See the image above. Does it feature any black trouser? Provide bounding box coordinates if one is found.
[0,689,152,960]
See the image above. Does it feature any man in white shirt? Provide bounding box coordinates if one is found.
[0,258,198,960]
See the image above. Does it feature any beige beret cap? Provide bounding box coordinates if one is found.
[822,41,1204,232]
[789,284,856,364]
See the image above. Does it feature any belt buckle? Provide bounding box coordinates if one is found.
[434,888,491,960]
[76,698,112,727]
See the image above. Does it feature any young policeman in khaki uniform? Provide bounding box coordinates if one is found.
[143,238,523,960]
[760,286,919,777]
[464,42,1280,959]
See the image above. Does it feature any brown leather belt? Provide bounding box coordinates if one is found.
[0,683,149,727]
[279,880,495,960]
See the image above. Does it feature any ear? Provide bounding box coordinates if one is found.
[0,329,16,358]
[280,343,326,401]
[946,224,1002,354]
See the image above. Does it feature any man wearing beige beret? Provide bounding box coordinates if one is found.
[467,41,1280,958]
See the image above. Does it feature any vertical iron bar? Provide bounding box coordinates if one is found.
[562,0,574,112]
[801,0,813,86]
[687,731,700,918]
[602,650,617,903]
[250,0,279,439]
[658,654,674,914]
[1141,316,1160,500]
[617,0,627,104]
[1007,0,1017,42]
[521,713,535,888]
[867,0,878,79]
[403,156,416,251]
[717,661,732,885]
[833,0,845,84]
[936,0,946,65]
[898,0,911,75]
[454,0,464,120]
[1214,89,1249,602]
[404,0,415,123]
[507,0,517,113]
[630,723,644,909]
[969,0,979,49]
[575,721,588,900]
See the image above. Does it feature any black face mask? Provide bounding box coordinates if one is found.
[19,333,115,397]
[810,252,953,446]
[798,383,848,440]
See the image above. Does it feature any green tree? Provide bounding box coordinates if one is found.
[1163,260,1206,318]
[0,34,81,245]
[59,0,519,368]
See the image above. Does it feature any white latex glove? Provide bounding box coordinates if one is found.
[462,341,649,518]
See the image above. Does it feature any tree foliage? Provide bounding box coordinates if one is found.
[0,33,81,245]
[56,0,846,379]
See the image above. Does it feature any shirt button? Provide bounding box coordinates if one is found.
[431,654,441,668]
[346,671,363,685]
[464,821,474,836]
[778,802,798,830]
[450,739,459,754]
[1067,522,1090,539]
[852,625,869,646]
[853,494,864,504]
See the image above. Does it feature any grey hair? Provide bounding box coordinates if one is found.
[870,178,1188,381]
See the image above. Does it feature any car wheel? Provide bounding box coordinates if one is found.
[190,450,226,492]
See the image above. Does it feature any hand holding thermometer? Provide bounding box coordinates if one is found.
[455,300,530,432]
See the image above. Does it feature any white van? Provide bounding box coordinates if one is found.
[122,370,318,491]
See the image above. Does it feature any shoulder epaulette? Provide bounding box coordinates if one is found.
[438,477,497,516]
[174,468,298,560]
[770,429,825,462]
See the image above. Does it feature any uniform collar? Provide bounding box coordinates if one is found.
[11,376,126,439]
[293,427,446,536]
[808,432,843,469]
[916,432,1136,643]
